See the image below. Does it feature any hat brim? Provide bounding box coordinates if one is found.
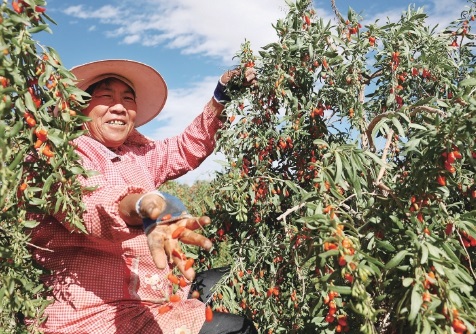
[71,59,167,128]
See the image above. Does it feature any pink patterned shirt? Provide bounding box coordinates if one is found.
[30,104,222,334]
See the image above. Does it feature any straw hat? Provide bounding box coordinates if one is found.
[71,59,167,127]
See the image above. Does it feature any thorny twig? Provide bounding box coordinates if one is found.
[374,129,394,189]
[361,69,383,85]
[330,0,345,23]
[365,111,395,152]
[409,105,447,118]
[456,229,476,279]
[26,242,54,252]
[277,202,306,222]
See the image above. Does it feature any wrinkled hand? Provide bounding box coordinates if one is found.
[220,67,257,87]
[138,193,212,281]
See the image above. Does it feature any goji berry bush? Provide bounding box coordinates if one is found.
[203,0,476,332]
[0,0,89,332]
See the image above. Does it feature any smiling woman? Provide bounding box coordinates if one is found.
[82,78,138,148]
[27,59,258,334]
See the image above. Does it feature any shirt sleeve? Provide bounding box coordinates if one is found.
[77,171,146,240]
[65,138,151,241]
[147,101,223,186]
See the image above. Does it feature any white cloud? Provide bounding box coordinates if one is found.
[63,0,469,65]
[150,77,217,140]
[64,4,121,20]
[63,0,288,64]
[424,0,469,29]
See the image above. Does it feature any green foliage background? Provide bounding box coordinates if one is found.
[203,0,476,333]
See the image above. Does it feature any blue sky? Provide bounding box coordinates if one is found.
[36,0,469,184]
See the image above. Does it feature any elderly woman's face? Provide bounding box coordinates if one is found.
[83,78,137,148]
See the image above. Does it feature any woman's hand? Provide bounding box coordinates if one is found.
[147,216,212,281]
[121,192,212,281]
[220,67,257,86]
[210,67,257,116]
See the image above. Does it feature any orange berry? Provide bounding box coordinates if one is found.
[169,294,181,303]
[171,226,186,239]
[158,304,172,314]
[337,315,348,327]
[172,249,186,260]
[184,258,194,271]
[205,305,213,322]
[422,291,431,302]
[167,273,180,285]
[19,182,28,192]
[161,213,172,221]
[338,256,347,267]
[179,276,188,288]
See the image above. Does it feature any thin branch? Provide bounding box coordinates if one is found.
[300,268,306,302]
[456,229,476,279]
[26,242,54,252]
[277,202,306,222]
[359,80,369,149]
[365,111,396,151]
[360,69,383,85]
[375,129,394,186]
[409,105,447,118]
[330,0,345,22]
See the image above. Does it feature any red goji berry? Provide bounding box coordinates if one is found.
[172,249,186,260]
[205,305,213,322]
[171,226,186,239]
[179,276,188,288]
[169,294,181,303]
[158,304,172,314]
[167,273,179,285]
[184,258,194,271]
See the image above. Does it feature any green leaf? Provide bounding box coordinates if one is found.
[47,130,65,147]
[371,118,389,139]
[28,197,48,206]
[409,123,427,131]
[22,220,40,229]
[334,151,342,184]
[8,148,26,171]
[28,24,51,34]
[363,151,385,166]
[441,242,459,263]
[24,90,37,112]
[376,240,396,252]
[459,77,476,87]
[404,137,421,152]
[420,243,428,264]
[411,96,434,107]
[384,250,409,270]
[409,284,422,321]
[330,285,352,295]
[402,277,414,287]
[42,174,55,195]
[421,318,432,334]
[391,117,406,138]
[308,43,314,59]
[319,245,340,258]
